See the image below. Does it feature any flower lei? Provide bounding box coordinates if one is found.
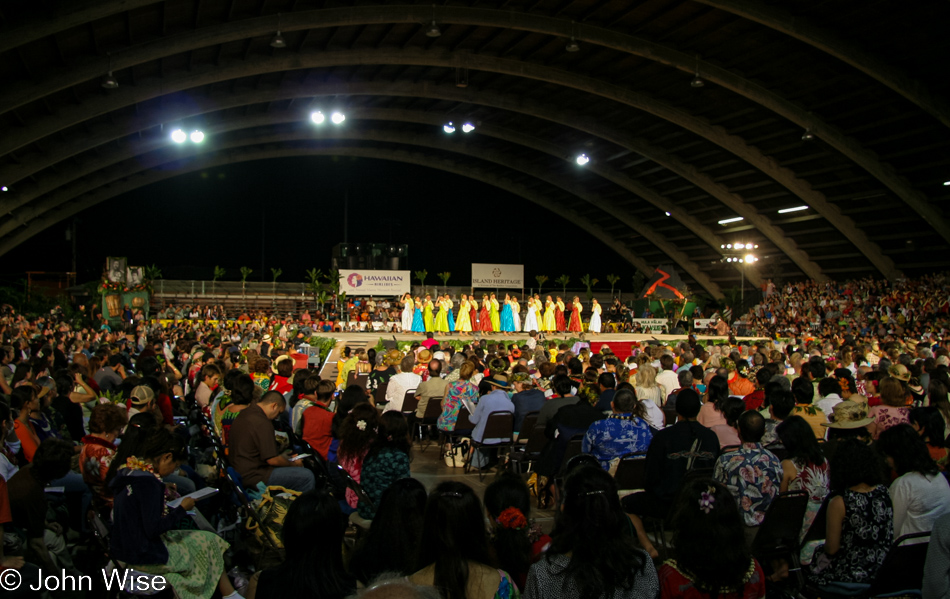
[495,507,528,531]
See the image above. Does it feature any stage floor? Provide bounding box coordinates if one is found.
[307,331,766,344]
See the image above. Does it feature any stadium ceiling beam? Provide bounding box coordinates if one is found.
[0,105,771,284]
[0,5,938,258]
[0,144,691,295]
[0,127,727,297]
[0,5,937,256]
[691,0,950,130]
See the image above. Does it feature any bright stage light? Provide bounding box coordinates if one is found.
[443,122,455,133]
[171,129,187,143]
[461,123,475,133]
[331,112,345,124]
[576,153,590,166]
[311,111,325,124]
[190,130,205,143]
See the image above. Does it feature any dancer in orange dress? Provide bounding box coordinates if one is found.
[568,296,583,333]
[555,296,567,332]
[479,294,494,333]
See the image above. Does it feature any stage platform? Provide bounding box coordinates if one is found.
[308,331,766,345]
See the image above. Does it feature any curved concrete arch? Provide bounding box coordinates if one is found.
[0,105,771,283]
[0,6,937,251]
[0,85,844,281]
[1,126,726,296]
[692,0,950,130]
[0,144,674,294]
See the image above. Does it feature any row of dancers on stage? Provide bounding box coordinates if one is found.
[399,293,603,334]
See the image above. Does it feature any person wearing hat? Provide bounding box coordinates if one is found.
[128,384,162,425]
[822,400,874,443]
[269,355,294,395]
[466,375,514,468]
[868,376,911,441]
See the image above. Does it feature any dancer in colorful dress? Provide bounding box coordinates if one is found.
[489,293,501,332]
[423,295,435,333]
[500,294,515,335]
[470,296,479,331]
[589,298,602,334]
[568,296,583,333]
[542,296,556,332]
[411,298,425,334]
[456,295,472,335]
[446,295,456,332]
[433,295,449,334]
[555,296,567,332]
[523,296,539,332]
[511,296,521,332]
[479,295,493,333]
[401,293,414,333]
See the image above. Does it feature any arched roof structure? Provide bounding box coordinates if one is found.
[1,0,947,296]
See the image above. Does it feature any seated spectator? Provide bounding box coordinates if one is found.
[0,467,27,586]
[665,368,695,410]
[728,362,756,397]
[776,416,829,539]
[510,372,546,433]
[791,376,826,439]
[329,385,371,461]
[94,355,125,392]
[525,465,658,599]
[53,371,94,442]
[1,403,20,481]
[822,400,874,442]
[229,391,314,493]
[468,376,515,467]
[923,512,950,599]
[438,361,479,433]
[536,376,578,430]
[301,379,336,458]
[349,478,427,585]
[109,428,240,599]
[106,412,196,497]
[868,376,911,440]
[213,372,254,446]
[368,350,398,392]
[714,410,782,545]
[761,385,796,445]
[194,363,221,409]
[414,359,448,425]
[485,473,552,592]
[815,377,844,417]
[268,355,294,395]
[710,397,745,449]
[11,386,41,462]
[127,384,163,426]
[659,478,766,598]
[79,403,128,512]
[358,412,411,520]
[633,364,666,409]
[594,372,617,412]
[742,368,773,412]
[7,439,78,573]
[656,354,679,399]
[337,404,379,512]
[409,481,519,599]
[877,424,950,538]
[807,439,894,587]
[698,376,730,429]
[909,407,949,470]
[623,389,720,558]
[582,388,654,471]
[383,356,422,413]
[245,489,355,599]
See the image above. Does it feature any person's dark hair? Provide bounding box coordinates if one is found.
[31,438,74,482]
[135,427,188,463]
[792,376,814,405]
[659,354,674,371]
[737,410,766,443]
[88,403,129,435]
[776,416,825,466]
[273,489,355,597]
[484,473,533,589]
[229,373,255,406]
[817,377,842,398]
[612,388,639,414]
[808,359,825,381]
[909,407,948,449]
[706,376,729,411]
[53,371,74,399]
[598,372,615,390]
[675,388,701,419]
[10,385,35,411]
[547,465,647,599]
[106,412,161,484]
[567,358,583,376]
[755,368,772,387]
[416,481,494,599]
[332,384,370,438]
[368,411,411,460]
[829,438,882,492]
[259,390,286,408]
[769,390,796,420]
[312,379,335,402]
[669,478,752,593]
[877,423,940,477]
[428,360,442,377]
[339,403,379,462]
[720,397,746,428]
[589,354,605,370]
[551,375,574,398]
[276,358,294,378]
[349,478,428,584]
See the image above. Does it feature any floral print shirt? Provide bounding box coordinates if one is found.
[714,442,783,527]
[868,405,910,440]
[80,435,118,510]
[438,380,479,431]
[582,414,654,471]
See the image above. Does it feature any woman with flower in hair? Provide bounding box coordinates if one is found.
[485,473,552,591]
[337,403,380,512]
[659,478,766,598]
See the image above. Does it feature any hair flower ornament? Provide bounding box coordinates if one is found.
[356,419,367,431]
[496,507,528,530]
[699,486,716,514]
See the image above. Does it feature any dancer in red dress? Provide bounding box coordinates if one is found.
[568,296,583,333]
[470,297,479,331]
[479,294,494,333]
[555,296,567,332]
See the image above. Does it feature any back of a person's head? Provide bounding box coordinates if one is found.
[552,375,574,397]
[818,377,842,397]
[775,415,824,465]
[792,376,814,405]
[755,368,772,387]
[721,397,746,428]
[88,402,129,435]
[282,489,354,595]
[228,373,255,405]
[312,378,335,402]
[400,355,415,374]
[458,361,476,380]
[675,389,701,419]
[877,423,938,476]
[597,372,615,390]
[829,438,882,492]
[669,478,750,589]
[428,360,442,377]
[879,377,906,407]
[339,403,379,459]
[659,354,674,370]
[567,358,583,376]
[707,376,729,404]
[677,369,693,387]
[483,473,533,585]
[32,438,74,482]
[135,427,187,463]
[589,354,604,370]
[737,410,765,443]
[259,390,286,408]
[769,390,796,420]
[612,388,638,413]
[10,385,34,411]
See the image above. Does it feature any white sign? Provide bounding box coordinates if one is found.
[471,263,524,289]
[339,270,410,296]
[632,318,669,333]
[694,318,717,329]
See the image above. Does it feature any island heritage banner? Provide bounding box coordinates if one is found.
[339,270,411,295]
[471,263,524,289]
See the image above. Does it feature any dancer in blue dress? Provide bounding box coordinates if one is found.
[447,295,456,332]
[411,297,425,334]
[500,293,515,335]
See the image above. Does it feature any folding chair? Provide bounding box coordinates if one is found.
[353,373,369,390]
[400,390,419,416]
[508,424,548,474]
[416,396,443,451]
[813,532,931,598]
[559,435,586,471]
[517,412,540,442]
[438,408,475,468]
[613,452,648,491]
[663,406,678,428]
[373,382,389,407]
[465,411,515,481]
[751,490,808,589]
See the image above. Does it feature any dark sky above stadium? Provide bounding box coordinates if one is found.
[3,157,640,291]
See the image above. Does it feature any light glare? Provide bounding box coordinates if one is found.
[461,123,475,133]
[718,217,744,225]
[331,112,345,124]
[778,205,809,213]
[190,130,205,143]
[443,122,456,133]
[311,111,325,124]
[171,129,187,143]
[744,254,757,263]
[576,153,590,166]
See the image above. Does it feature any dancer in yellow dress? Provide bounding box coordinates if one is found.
[542,296,557,332]
[433,294,449,334]
[489,293,501,331]
[423,295,435,332]
[456,295,472,334]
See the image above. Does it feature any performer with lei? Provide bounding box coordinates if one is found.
[433,295,449,334]
[446,294,456,333]
[470,295,479,331]
[411,298,425,334]
[500,294,515,335]
[542,296,557,332]
[589,298,603,334]
[523,296,539,332]
[401,293,414,333]
[555,296,567,332]
[490,293,501,332]
[511,296,522,332]
[568,296,583,333]
[456,295,472,335]
[479,295,494,333]
[423,295,435,333]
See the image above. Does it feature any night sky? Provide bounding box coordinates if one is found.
[1,156,640,290]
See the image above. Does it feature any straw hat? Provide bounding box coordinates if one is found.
[417,349,433,364]
[822,400,873,429]
[271,354,293,374]
[888,364,910,382]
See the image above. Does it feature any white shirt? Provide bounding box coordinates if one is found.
[655,370,679,400]
[890,472,950,540]
[383,372,422,412]
[815,393,843,421]
[641,399,664,429]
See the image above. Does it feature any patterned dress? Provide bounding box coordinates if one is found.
[868,405,910,440]
[555,301,566,332]
[439,380,479,431]
[807,485,894,585]
[787,458,830,540]
[713,443,783,527]
[357,447,410,519]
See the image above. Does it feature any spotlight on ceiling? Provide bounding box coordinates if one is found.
[461,122,475,133]
[735,243,745,249]
[425,20,442,37]
[171,129,187,143]
[778,205,809,214]
[311,111,325,124]
[270,12,286,48]
[744,254,758,263]
[575,153,590,166]
[665,212,671,217]
[801,130,815,141]
[726,244,732,249]
[690,75,705,88]
[331,112,345,124]
[944,181,950,186]
[190,130,205,143]
[1,186,8,192]
[443,122,456,133]
[101,71,119,89]
[565,37,580,52]
[718,217,744,225]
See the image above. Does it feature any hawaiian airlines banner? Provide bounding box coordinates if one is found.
[471,263,524,289]
[339,270,410,295]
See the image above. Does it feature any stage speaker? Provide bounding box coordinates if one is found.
[382,338,398,350]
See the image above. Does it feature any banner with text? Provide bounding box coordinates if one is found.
[693,318,717,329]
[339,270,410,296]
[471,263,524,289]
[632,318,669,334]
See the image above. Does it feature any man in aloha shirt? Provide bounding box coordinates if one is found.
[714,410,782,542]
[582,389,653,471]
